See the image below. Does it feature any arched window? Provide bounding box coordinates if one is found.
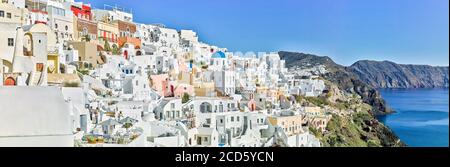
[4,77,16,86]
[124,50,129,59]
[200,102,212,113]
[82,27,88,36]
[219,103,224,113]
[23,33,33,56]
[136,50,142,56]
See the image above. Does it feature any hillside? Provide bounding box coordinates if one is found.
[278,51,392,115]
[349,60,449,88]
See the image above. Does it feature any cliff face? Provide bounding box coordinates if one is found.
[278,51,392,115]
[279,51,406,147]
[349,60,449,88]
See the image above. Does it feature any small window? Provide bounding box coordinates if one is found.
[55,24,58,29]
[65,25,68,31]
[7,38,14,46]
[237,116,240,122]
[231,117,234,122]
[0,11,4,17]
[7,13,11,19]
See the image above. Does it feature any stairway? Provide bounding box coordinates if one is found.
[31,72,42,86]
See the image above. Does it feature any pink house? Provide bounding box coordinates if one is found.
[150,74,169,96]
[174,84,195,98]
[166,81,178,97]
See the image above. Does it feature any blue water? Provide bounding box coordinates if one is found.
[377,89,449,147]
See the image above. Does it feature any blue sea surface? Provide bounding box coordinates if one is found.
[378,89,449,147]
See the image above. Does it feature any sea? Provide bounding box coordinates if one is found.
[377,88,449,147]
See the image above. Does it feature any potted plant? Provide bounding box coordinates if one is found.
[87,136,97,144]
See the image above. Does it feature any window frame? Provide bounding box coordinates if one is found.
[7,38,14,46]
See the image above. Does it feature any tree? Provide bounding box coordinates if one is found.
[83,35,91,42]
[112,44,120,55]
[103,37,111,52]
[182,93,190,103]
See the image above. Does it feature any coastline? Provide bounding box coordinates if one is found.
[377,88,449,147]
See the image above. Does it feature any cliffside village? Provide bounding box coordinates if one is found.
[0,0,331,147]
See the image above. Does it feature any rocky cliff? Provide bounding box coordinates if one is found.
[278,51,392,115]
[349,60,449,88]
[279,51,405,146]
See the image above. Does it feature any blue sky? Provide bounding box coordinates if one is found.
[86,0,449,66]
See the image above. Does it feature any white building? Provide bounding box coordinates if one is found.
[0,87,74,147]
[196,127,219,147]
[154,98,183,121]
[209,51,230,71]
[179,29,198,44]
[0,22,19,81]
[93,7,133,23]
[61,87,91,133]
[122,69,152,101]
[287,131,321,147]
[4,0,25,9]
[214,70,235,96]
[60,45,79,65]
[159,27,180,49]
[290,79,326,97]
[136,23,160,45]
[47,0,74,43]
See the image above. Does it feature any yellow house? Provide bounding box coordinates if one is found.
[68,41,99,68]
[178,71,192,85]
[47,54,59,74]
[268,114,304,137]
[304,107,323,117]
[97,21,119,48]
[194,82,216,97]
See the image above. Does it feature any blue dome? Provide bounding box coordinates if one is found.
[211,51,226,59]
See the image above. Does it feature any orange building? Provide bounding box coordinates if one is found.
[115,20,141,48]
[118,36,141,49]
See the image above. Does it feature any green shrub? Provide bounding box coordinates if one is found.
[182,93,190,103]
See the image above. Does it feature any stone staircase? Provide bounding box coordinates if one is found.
[31,71,42,86]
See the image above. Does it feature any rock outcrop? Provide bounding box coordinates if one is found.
[349,60,449,88]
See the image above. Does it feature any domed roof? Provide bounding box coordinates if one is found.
[211,51,226,59]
